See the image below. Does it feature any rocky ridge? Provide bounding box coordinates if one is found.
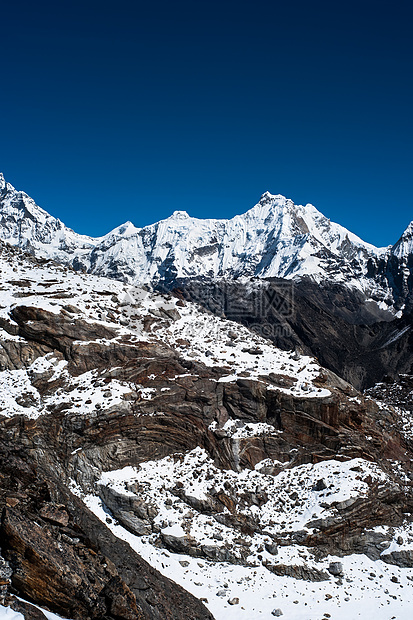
[177,278,413,390]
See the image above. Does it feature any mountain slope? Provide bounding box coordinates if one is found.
[1,174,412,310]
[0,239,413,620]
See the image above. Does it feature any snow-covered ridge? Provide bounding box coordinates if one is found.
[0,173,98,260]
[0,173,412,302]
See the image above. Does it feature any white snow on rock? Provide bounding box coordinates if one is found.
[97,448,388,541]
[0,601,70,620]
[0,240,335,423]
[0,368,41,418]
[74,448,413,620]
[392,221,413,259]
[156,297,331,398]
[0,607,23,620]
[1,180,412,619]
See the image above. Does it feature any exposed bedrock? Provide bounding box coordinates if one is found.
[0,304,412,620]
[174,278,413,390]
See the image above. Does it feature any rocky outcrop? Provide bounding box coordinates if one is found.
[304,482,407,558]
[3,301,410,476]
[264,563,330,582]
[381,550,413,568]
[0,425,214,620]
[2,506,143,619]
[0,337,50,371]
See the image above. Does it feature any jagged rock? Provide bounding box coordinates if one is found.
[62,304,81,314]
[313,479,327,491]
[180,279,413,390]
[161,534,199,556]
[333,498,358,510]
[111,510,152,536]
[381,550,413,568]
[265,542,279,556]
[267,373,297,388]
[305,485,406,558]
[11,305,117,353]
[1,506,139,619]
[201,545,237,563]
[0,432,214,620]
[39,504,70,526]
[98,485,158,522]
[159,307,181,321]
[0,337,50,371]
[172,488,220,514]
[265,563,330,581]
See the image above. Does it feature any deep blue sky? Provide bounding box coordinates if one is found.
[0,0,412,246]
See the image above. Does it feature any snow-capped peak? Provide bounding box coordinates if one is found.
[170,210,191,219]
[0,174,97,269]
[103,221,140,239]
[392,221,413,258]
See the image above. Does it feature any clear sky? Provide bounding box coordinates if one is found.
[0,0,412,246]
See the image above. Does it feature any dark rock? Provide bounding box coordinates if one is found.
[0,438,214,620]
[62,305,81,314]
[39,504,69,526]
[201,545,237,563]
[265,542,278,556]
[382,550,413,568]
[313,479,327,491]
[328,561,344,576]
[265,563,330,581]
[177,278,413,390]
[98,484,158,523]
[162,534,198,556]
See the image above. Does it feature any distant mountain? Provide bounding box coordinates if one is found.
[0,173,412,312]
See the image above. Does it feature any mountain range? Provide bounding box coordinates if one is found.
[1,173,412,312]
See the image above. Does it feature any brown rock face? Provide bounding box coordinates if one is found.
[2,507,141,619]
[0,298,412,618]
[0,432,214,620]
